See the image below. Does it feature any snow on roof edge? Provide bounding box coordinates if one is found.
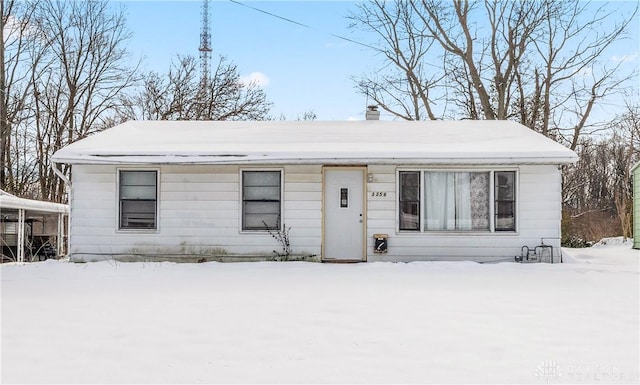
[0,190,68,214]
[50,154,578,166]
[51,119,579,166]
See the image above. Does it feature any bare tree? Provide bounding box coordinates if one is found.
[562,138,616,243]
[419,0,547,120]
[350,0,548,120]
[2,0,138,201]
[350,0,637,145]
[611,104,639,238]
[562,104,639,242]
[527,1,637,149]
[124,55,271,121]
[1,0,46,196]
[350,0,444,120]
[297,110,317,121]
[30,0,138,201]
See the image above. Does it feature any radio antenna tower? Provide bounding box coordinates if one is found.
[199,0,212,88]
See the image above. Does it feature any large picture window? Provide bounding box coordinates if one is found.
[398,170,515,232]
[119,170,157,230]
[242,170,281,231]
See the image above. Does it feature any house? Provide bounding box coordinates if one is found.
[633,162,640,249]
[0,190,68,263]
[51,118,578,263]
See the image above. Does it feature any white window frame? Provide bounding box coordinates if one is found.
[239,168,284,232]
[116,168,160,233]
[396,168,518,234]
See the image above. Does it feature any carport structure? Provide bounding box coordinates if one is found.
[0,190,68,263]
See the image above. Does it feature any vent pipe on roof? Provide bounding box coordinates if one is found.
[366,105,380,121]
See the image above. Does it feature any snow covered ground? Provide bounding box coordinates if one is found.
[2,239,638,384]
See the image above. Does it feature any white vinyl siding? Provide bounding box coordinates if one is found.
[366,165,562,262]
[69,164,321,261]
[68,163,562,263]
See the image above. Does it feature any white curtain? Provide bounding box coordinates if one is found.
[425,172,478,231]
[455,173,472,230]
[425,172,455,230]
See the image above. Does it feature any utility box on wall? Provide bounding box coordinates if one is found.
[374,234,388,253]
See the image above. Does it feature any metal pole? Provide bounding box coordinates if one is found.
[57,213,64,257]
[17,209,24,263]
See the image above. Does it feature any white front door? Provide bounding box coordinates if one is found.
[323,168,365,261]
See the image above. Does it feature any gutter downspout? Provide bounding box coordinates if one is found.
[51,160,71,257]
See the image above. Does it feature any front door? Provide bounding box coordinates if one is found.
[323,167,365,261]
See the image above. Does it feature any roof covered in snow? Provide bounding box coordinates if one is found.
[0,190,68,214]
[51,120,578,165]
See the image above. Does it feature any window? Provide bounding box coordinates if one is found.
[495,171,516,231]
[119,170,157,230]
[242,170,281,230]
[398,170,515,232]
[399,171,420,230]
[425,172,489,231]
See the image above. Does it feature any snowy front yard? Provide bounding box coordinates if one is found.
[2,240,638,384]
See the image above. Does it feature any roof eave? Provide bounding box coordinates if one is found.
[51,155,579,166]
[0,199,69,214]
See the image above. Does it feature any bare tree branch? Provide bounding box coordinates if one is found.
[124,55,271,122]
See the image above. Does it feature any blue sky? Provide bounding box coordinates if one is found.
[116,1,639,121]
[117,1,378,120]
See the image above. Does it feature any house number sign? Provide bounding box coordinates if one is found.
[370,192,387,197]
